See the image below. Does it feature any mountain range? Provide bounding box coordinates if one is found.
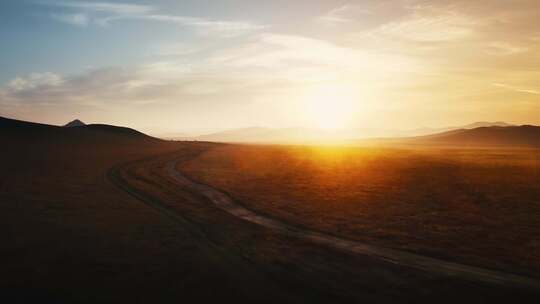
[179,122,516,144]
[2,116,538,147]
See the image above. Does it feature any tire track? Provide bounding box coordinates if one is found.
[166,159,540,291]
[107,158,313,303]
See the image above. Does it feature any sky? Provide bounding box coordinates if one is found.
[0,0,539,135]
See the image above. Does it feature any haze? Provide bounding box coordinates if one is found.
[1,0,540,136]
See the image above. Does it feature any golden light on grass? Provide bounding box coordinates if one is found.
[181,144,540,277]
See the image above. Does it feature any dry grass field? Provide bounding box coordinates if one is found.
[2,117,539,302]
[5,138,512,303]
[179,144,540,276]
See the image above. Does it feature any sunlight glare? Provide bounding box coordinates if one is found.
[304,85,357,130]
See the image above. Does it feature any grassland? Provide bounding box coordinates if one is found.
[2,117,539,302]
[179,144,540,276]
[4,139,512,303]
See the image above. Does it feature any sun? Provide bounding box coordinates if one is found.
[304,85,357,129]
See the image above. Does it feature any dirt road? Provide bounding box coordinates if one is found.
[165,159,540,291]
[105,149,540,302]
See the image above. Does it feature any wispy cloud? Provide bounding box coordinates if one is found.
[319,5,371,24]
[7,72,64,91]
[44,1,154,15]
[485,42,528,56]
[0,32,417,108]
[40,1,265,36]
[371,9,478,42]
[209,33,417,84]
[493,83,540,95]
[153,41,211,57]
[138,14,266,37]
[50,13,89,26]
[0,67,167,107]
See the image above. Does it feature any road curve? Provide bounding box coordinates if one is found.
[166,159,540,291]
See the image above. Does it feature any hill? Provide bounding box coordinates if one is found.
[0,116,159,145]
[407,125,540,147]
[395,122,515,137]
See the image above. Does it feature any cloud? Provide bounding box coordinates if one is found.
[50,13,89,26]
[332,0,540,79]
[210,33,416,79]
[7,73,64,91]
[370,8,478,42]
[45,1,154,15]
[492,83,540,95]
[39,1,265,36]
[0,31,419,110]
[0,61,242,108]
[153,41,211,57]
[138,14,266,37]
[485,42,528,56]
[1,68,132,106]
[319,5,372,24]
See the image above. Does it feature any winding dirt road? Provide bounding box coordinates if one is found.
[165,159,540,291]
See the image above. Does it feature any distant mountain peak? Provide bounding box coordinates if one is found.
[64,119,86,127]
